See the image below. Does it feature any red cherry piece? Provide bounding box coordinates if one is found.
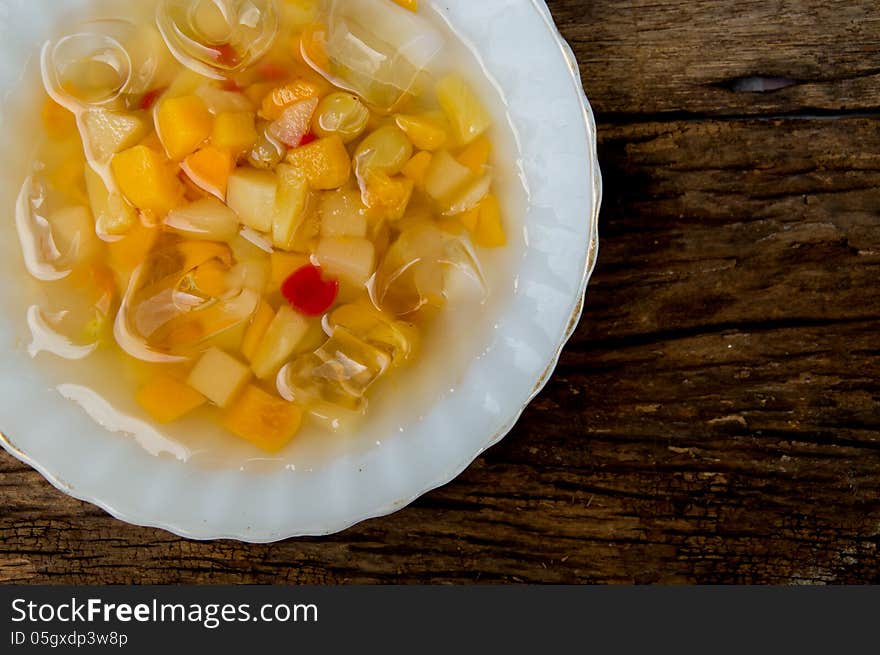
[281,265,339,317]
[212,44,240,68]
[299,132,317,147]
[139,88,164,110]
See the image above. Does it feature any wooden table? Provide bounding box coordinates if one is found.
[2,0,879,584]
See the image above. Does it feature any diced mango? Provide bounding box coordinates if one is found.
[191,260,230,297]
[270,251,311,288]
[392,0,418,10]
[401,152,433,190]
[222,384,303,452]
[157,94,213,160]
[285,136,351,190]
[361,171,414,222]
[107,220,159,281]
[177,240,233,271]
[212,111,258,157]
[42,98,77,140]
[187,347,252,408]
[111,145,184,216]
[464,193,507,248]
[457,135,492,174]
[241,301,276,362]
[181,146,233,199]
[435,74,493,146]
[260,79,329,121]
[136,374,206,423]
[226,168,278,232]
[394,114,448,151]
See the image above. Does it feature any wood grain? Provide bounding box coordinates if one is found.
[2,0,879,584]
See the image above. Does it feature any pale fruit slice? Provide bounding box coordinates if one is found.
[164,197,241,242]
[80,109,149,165]
[251,305,311,380]
[435,74,492,146]
[187,347,252,408]
[226,168,278,233]
[272,164,310,250]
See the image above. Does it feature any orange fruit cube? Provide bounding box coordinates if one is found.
[285,136,351,190]
[110,145,184,216]
[157,95,214,160]
[212,111,258,157]
[222,385,303,452]
[136,374,207,424]
[181,146,233,199]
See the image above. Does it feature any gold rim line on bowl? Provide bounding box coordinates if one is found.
[0,0,602,540]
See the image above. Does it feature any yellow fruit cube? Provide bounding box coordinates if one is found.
[435,74,493,146]
[457,135,492,174]
[136,374,207,423]
[361,171,414,222]
[42,98,77,140]
[465,193,507,248]
[222,384,303,452]
[393,0,418,10]
[394,114,448,151]
[111,145,184,216]
[285,136,351,190]
[107,220,159,281]
[157,94,214,160]
[241,301,276,362]
[181,146,233,199]
[401,151,433,190]
[270,251,312,288]
[212,111,258,157]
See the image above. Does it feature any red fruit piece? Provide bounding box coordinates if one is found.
[281,264,339,317]
[299,132,317,146]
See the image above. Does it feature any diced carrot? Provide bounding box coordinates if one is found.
[136,374,207,423]
[222,385,303,452]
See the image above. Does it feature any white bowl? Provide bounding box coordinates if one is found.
[0,0,601,541]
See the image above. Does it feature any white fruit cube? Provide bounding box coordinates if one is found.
[315,237,376,287]
[226,168,278,233]
[187,347,252,408]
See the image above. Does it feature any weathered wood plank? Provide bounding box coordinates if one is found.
[2,115,877,584]
[548,0,880,116]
